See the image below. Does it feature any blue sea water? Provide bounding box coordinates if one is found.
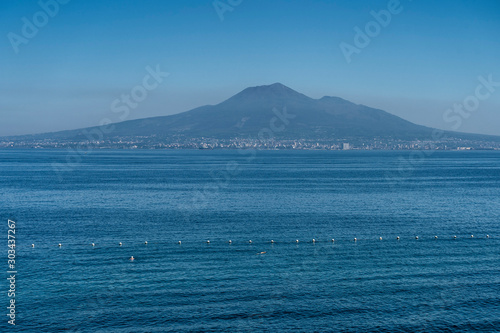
[0,149,499,332]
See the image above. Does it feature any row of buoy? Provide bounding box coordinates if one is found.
[31,235,492,248]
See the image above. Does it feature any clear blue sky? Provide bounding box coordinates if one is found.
[1,0,500,136]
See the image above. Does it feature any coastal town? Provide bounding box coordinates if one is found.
[1,136,499,150]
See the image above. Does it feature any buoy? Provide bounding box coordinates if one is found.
[434,236,438,239]
[249,240,252,244]
[178,241,181,245]
[119,242,122,246]
[312,239,316,243]
[354,238,357,242]
[396,236,400,240]
[31,244,35,248]
[206,240,210,244]
[145,241,148,245]
[296,239,299,243]
[228,240,232,244]
[331,239,335,242]
[471,235,474,238]
[92,243,95,247]
[271,240,274,243]
[453,235,457,239]
[486,235,490,238]
[415,236,419,240]
[379,237,382,241]
[58,243,62,247]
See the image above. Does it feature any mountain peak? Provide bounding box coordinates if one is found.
[319,95,353,105]
[265,82,287,88]
[7,82,462,143]
[241,82,296,94]
[223,82,312,105]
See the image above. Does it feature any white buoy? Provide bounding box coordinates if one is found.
[434,236,438,239]
[178,241,181,245]
[119,242,122,246]
[486,235,490,238]
[228,240,232,244]
[312,239,316,243]
[331,239,335,242]
[249,240,252,244]
[271,240,274,243]
[379,237,383,241]
[453,235,457,239]
[396,236,400,240]
[296,239,299,243]
[58,243,62,247]
[31,244,35,248]
[415,236,419,240]
[471,235,474,238]
[92,243,95,247]
[354,238,357,242]
[145,241,148,245]
[206,240,210,244]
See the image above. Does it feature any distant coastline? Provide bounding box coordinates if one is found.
[1,137,499,151]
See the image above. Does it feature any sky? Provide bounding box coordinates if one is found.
[1,0,500,136]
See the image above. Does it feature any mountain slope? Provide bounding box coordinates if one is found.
[5,83,499,142]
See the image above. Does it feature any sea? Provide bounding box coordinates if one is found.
[0,149,499,332]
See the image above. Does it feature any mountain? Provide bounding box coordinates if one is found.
[4,83,500,144]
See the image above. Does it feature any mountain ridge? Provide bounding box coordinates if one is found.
[3,83,500,145]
